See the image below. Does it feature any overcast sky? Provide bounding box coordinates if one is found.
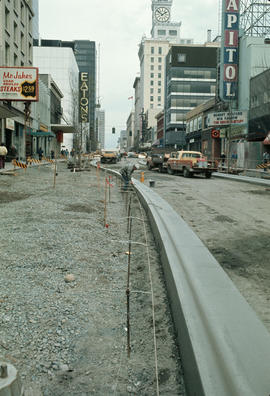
[39,0,219,148]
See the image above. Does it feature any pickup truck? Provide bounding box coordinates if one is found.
[100,150,117,164]
[147,153,170,172]
[165,150,216,178]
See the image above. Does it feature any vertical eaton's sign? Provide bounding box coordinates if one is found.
[79,72,89,123]
[220,0,240,101]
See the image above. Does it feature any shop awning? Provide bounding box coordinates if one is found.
[263,132,270,145]
[51,124,76,134]
[28,131,55,137]
[0,103,21,118]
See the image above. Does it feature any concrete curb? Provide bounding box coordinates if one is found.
[133,178,270,396]
[213,171,270,187]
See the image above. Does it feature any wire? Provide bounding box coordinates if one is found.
[136,195,160,396]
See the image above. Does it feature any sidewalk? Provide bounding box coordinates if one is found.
[213,170,270,187]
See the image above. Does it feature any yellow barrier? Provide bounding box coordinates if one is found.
[12,160,27,169]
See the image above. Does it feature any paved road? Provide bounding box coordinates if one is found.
[137,167,270,332]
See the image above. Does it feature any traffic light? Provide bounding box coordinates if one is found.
[112,127,115,134]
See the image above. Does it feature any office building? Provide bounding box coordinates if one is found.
[96,108,105,149]
[164,44,218,148]
[0,0,35,159]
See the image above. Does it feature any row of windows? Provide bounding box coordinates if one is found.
[150,73,162,78]
[186,116,203,133]
[150,80,162,86]
[250,91,270,108]
[168,82,216,94]
[5,2,32,30]
[150,96,162,102]
[150,64,162,71]
[169,97,211,108]
[157,29,178,36]
[150,88,162,94]
[151,46,163,55]
[151,57,163,63]
[170,68,216,80]
[5,41,32,65]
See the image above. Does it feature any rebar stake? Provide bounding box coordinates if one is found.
[126,214,133,357]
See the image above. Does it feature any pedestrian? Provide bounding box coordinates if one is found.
[120,163,139,191]
[263,151,270,171]
[220,152,226,166]
[70,148,75,157]
[51,150,55,159]
[37,147,43,161]
[0,142,8,169]
[10,145,17,160]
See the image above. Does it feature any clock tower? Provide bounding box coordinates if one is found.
[151,0,181,42]
[152,0,172,25]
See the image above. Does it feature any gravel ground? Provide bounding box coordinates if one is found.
[0,162,186,395]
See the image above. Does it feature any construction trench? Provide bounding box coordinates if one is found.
[0,161,186,396]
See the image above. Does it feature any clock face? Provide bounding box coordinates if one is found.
[155,7,170,22]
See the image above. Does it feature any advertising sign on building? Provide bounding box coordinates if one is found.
[5,118,15,130]
[79,72,89,123]
[220,0,240,101]
[0,67,39,101]
[208,111,247,126]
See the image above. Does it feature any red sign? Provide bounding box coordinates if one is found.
[211,129,220,139]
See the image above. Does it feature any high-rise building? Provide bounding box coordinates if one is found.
[164,44,218,148]
[96,108,105,149]
[0,0,35,158]
[134,0,191,148]
[151,0,181,42]
[34,40,97,151]
[33,44,79,151]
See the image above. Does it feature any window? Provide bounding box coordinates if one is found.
[151,46,154,54]
[150,88,154,94]
[151,57,154,63]
[158,96,161,102]
[21,2,25,23]
[158,88,161,93]
[5,7,10,31]
[20,31,25,53]
[150,80,154,86]
[5,42,10,65]
[158,65,162,71]
[158,47,162,55]
[158,30,166,35]
[169,30,177,36]
[150,104,154,109]
[158,73,161,78]
[14,22,18,44]
[158,81,161,86]
[158,57,162,63]
[14,52,18,65]
[150,73,154,78]
[178,53,186,63]
[151,65,154,71]
[150,96,154,102]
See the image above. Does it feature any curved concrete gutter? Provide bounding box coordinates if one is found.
[132,178,270,396]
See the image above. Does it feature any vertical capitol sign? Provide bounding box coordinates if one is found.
[220,0,240,101]
[79,72,89,122]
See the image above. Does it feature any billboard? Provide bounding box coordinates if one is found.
[208,111,247,126]
[79,72,89,123]
[0,67,39,101]
[220,0,240,101]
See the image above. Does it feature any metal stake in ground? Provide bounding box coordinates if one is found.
[53,156,57,188]
[104,172,107,227]
[126,213,133,357]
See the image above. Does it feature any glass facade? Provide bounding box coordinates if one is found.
[164,45,217,147]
